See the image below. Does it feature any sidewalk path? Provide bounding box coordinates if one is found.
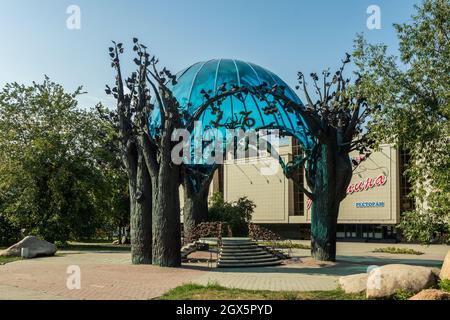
[0,252,206,300]
[0,242,447,299]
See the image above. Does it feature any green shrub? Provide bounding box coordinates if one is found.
[260,241,311,250]
[54,240,69,249]
[282,292,298,300]
[208,193,255,237]
[438,279,450,293]
[392,289,415,300]
[0,214,21,247]
[373,247,424,255]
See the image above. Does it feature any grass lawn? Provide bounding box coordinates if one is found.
[0,256,22,265]
[372,247,424,255]
[259,242,311,250]
[158,283,366,300]
[60,242,131,252]
[1,241,131,253]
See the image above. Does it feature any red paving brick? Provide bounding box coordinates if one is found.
[1,243,446,299]
[0,252,207,300]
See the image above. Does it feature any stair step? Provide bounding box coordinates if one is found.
[221,240,254,245]
[221,245,258,250]
[219,256,279,263]
[221,248,263,254]
[221,243,255,247]
[219,251,268,257]
[217,260,282,268]
[219,254,278,261]
[216,238,281,268]
[222,243,258,248]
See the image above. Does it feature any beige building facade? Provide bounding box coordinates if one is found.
[216,140,408,241]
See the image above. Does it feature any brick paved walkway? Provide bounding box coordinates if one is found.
[0,252,206,300]
[194,264,340,291]
[0,243,447,300]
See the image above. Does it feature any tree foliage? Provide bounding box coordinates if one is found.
[0,78,128,245]
[208,192,255,237]
[353,0,450,243]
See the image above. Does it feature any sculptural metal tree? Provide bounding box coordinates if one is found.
[107,41,226,264]
[105,41,153,264]
[189,55,373,261]
[108,40,372,264]
[107,39,185,267]
[182,166,217,243]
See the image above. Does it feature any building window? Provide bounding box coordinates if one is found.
[362,224,374,239]
[292,138,305,216]
[337,224,345,238]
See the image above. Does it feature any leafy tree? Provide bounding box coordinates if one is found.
[93,104,131,243]
[100,166,130,242]
[208,192,255,237]
[0,214,21,246]
[353,0,449,243]
[0,78,126,244]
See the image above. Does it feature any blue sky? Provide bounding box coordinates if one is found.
[0,0,419,109]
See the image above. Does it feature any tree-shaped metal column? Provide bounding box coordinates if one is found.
[109,39,372,265]
[148,59,316,242]
[152,57,374,262]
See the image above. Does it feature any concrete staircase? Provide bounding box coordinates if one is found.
[181,242,200,259]
[217,238,282,268]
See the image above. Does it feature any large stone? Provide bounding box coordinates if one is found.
[439,250,450,280]
[0,236,57,259]
[366,264,438,299]
[339,273,368,294]
[121,236,130,245]
[409,289,450,300]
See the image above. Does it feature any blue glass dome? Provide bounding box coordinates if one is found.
[149,59,314,153]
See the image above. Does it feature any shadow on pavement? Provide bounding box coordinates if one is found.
[181,255,443,276]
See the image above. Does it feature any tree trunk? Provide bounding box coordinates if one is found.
[152,162,182,267]
[310,142,351,262]
[183,184,209,243]
[130,153,152,264]
[310,189,339,261]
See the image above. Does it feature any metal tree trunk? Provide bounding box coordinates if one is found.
[183,186,209,243]
[130,153,152,264]
[151,162,182,267]
[310,182,339,261]
[310,142,351,262]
